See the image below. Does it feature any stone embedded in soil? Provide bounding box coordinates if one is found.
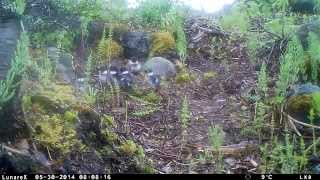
[224,157,237,167]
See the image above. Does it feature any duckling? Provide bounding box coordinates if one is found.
[146,70,161,89]
[94,66,119,88]
[118,67,134,90]
[126,58,142,75]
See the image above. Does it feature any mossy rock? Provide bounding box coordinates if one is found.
[33,114,80,155]
[150,32,176,57]
[22,83,84,158]
[26,83,79,113]
[203,71,217,81]
[285,84,320,132]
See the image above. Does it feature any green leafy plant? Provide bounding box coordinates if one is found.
[307,32,320,82]
[84,51,94,88]
[257,62,268,99]
[134,0,187,61]
[13,0,26,16]
[260,132,308,173]
[219,4,249,35]
[0,32,31,107]
[273,0,290,12]
[37,51,54,86]
[180,96,190,133]
[276,35,305,103]
[208,125,225,173]
[179,95,190,149]
[135,0,174,28]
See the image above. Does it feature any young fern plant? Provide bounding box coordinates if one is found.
[180,96,190,146]
[310,92,320,156]
[84,51,94,89]
[37,51,54,86]
[0,31,30,107]
[307,32,320,83]
[276,35,305,103]
[164,6,187,62]
[257,62,268,99]
[273,0,289,12]
[208,126,225,173]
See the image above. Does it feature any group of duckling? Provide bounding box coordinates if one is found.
[93,56,177,91]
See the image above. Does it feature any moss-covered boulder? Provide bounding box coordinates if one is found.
[285,83,320,130]
[22,83,83,158]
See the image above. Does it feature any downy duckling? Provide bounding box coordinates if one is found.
[94,66,119,88]
[127,59,142,75]
[118,67,134,90]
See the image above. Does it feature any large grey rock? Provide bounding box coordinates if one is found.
[143,57,176,79]
[121,32,150,60]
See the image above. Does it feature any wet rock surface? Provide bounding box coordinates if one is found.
[0,17,21,80]
[297,19,320,50]
[121,32,150,60]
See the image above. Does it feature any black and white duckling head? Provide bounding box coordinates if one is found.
[118,67,134,89]
[95,66,119,84]
[127,59,142,75]
[146,70,161,89]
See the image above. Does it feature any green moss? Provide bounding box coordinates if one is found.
[38,84,77,107]
[100,146,116,157]
[142,164,156,174]
[22,83,86,158]
[34,114,80,155]
[150,32,176,57]
[287,94,313,113]
[103,130,119,143]
[203,71,217,81]
[136,145,145,159]
[120,140,138,156]
[175,63,195,84]
[64,111,77,124]
[97,39,123,64]
[102,115,116,128]
[22,95,32,113]
[176,71,195,84]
